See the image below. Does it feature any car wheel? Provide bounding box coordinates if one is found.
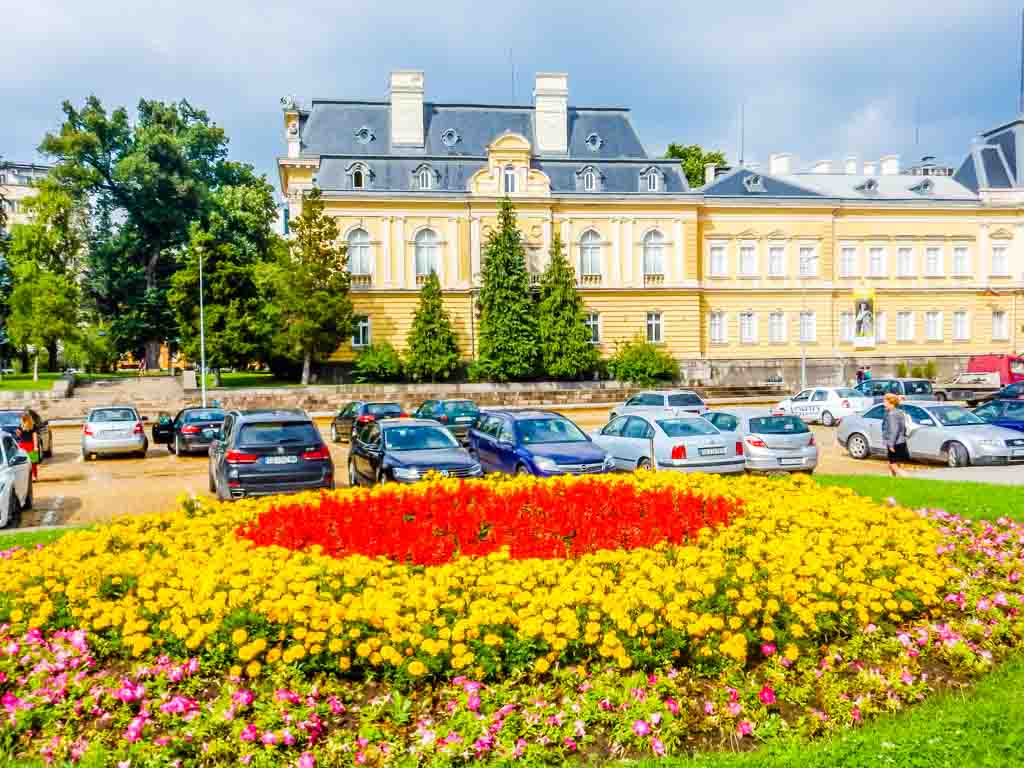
[376,468,389,485]
[174,435,184,456]
[208,468,216,493]
[637,457,651,471]
[4,491,19,529]
[21,477,32,512]
[44,435,53,459]
[945,441,969,468]
[515,464,532,477]
[821,411,835,427]
[331,424,339,443]
[847,433,870,460]
[348,459,358,487]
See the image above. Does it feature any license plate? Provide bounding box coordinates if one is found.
[104,430,131,438]
[699,447,726,456]
[264,455,298,465]
[780,458,803,466]
[456,417,474,423]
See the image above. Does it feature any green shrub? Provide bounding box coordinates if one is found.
[353,343,403,383]
[607,339,677,386]
[924,360,937,380]
[911,364,925,378]
[897,362,909,378]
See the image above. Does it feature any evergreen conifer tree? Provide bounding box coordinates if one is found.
[474,198,537,381]
[536,232,598,379]
[405,270,460,382]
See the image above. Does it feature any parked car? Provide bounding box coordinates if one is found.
[974,380,1024,407]
[348,418,482,486]
[855,378,935,404]
[151,407,226,455]
[837,401,1024,467]
[0,409,53,460]
[591,413,745,474]
[774,387,873,426]
[330,401,405,443]
[0,431,32,528]
[468,410,613,477]
[933,371,1004,404]
[208,409,334,500]
[81,406,148,460]
[972,399,1024,434]
[705,411,818,474]
[411,399,480,443]
[609,390,708,421]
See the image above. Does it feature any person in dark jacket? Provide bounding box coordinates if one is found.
[882,392,908,477]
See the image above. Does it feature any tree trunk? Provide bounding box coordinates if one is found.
[32,355,39,383]
[46,341,58,373]
[145,252,162,370]
[19,346,29,374]
[302,350,312,385]
[214,368,223,388]
[145,340,161,372]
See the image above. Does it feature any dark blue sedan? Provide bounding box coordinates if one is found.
[347,419,483,486]
[973,399,1024,433]
[468,410,613,477]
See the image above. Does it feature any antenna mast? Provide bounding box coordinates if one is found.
[1019,8,1024,114]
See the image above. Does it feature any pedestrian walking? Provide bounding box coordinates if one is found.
[138,355,147,378]
[882,393,909,477]
[856,367,865,386]
[14,410,39,481]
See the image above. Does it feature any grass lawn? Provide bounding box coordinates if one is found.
[203,371,302,389]
[814,474,1024,522]
[0,527,80,549]
[0,374,59,392]
[655,654,1024,768]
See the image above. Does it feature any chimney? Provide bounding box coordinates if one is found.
[845,155,858,174]
[812,160,832,174]
[863,160,877,176]
[533,73,569,154]
[389,70,425,147]
[880,154,900,175]
[769,153,791,175]
[705,162,718,185]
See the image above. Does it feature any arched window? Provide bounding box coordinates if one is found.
[503,165,517,194]
[643,230,665,277]
[647,173,659,192]
[418,167,432,190]
[352,169,364,189]
[579,230,602,277]
[414,228,439,279]
[347,228,371,275]
[583,169,596,191]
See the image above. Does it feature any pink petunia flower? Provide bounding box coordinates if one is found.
[239,724,258,742]
[727,702,742,717]
[759,685,777,706]
[298,753,315,768]
[761,643,776,656]
[703,701,715,715]
[632,720,651,737]
[664,697,679,716]
[261,731,278,746]
[651,736,666,756]
[737,720,753,737]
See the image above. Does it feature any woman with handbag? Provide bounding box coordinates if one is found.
[882,393,908,477]
[14,411,39,481]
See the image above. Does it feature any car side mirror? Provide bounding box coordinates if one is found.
[10,454,28,467]
[141,415,149,422]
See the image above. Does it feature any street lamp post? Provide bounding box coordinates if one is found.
[198,250,207,408]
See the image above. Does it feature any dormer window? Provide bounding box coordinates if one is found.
[585,133,603,152]
[855,178,879,193]
[354,126,375,145]
[910,178,934,195]
[440,128,460,147]
[503,165,517,194]
[743,174,765,193]
[647,173,659,192]
[638,166,665,193]
[346,162,372,190]
[583,169,596,191]
[413,164,437,191]
[353,170,364,189]
[576,165,603,192]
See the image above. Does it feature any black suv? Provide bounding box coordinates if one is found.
[208,409,334,501]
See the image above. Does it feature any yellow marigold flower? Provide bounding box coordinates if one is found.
[231,628,248,646]
[408,660,427,677]
[246,661,261,677]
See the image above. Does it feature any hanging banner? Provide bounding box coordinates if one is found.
[854,287,876,348]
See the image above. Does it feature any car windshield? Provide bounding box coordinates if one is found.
[904,380,933,395]
[928,406,985,427]
[657,419,718,437]
[238,421,320,446]
[185,409,224,423]
[89,408,137,422]
[366,403,403,418]
[667,393,703,407]
[442,401,479,418]
[0,412,22,427]
[836,388,862,398]
[517,418,588,444]
[384,425,458,451]
[749,416,810,434]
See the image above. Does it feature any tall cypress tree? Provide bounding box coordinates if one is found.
[537,232,598,379]
[405,270,459,382]
[474,198,537,381]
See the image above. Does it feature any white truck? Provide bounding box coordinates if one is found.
[931,372,1003,405]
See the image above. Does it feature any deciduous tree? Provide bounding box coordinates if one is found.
[405,270,459,382]
[536,232,598,379]
[6,261,79,381]
[665,143,727,188]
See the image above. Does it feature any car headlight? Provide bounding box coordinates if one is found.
[392,467,421,480]
[977,439,1000,449]
[533,456,558,472]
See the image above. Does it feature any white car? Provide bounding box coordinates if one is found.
[0,432,32,528]
[609,390,708,420]
[775,387,873,427]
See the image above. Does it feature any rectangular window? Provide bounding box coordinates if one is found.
[768,312,786,343]
[710,311,726,344]
[585,312,600,344]
[925,246,943,276]
[739,244,757,276]
[896,246,914,277]
[647,173,658,192]
[740,311,757,344]
[992,245,1010,277]
[925,311,943,341]
[646,312,662,343]
[709,244,727,277]
[768,245,785,277]
[352,316,371,348]
[953,310,969,341]
[876,311,888,343]
[897,311,915,342]
[798,246,817,277]
[952,246,970,277]
[839,312,854,343]
[839,246,856,278]
[799,311,816,343]
[868,247,886,277]
[993,310,1010,341]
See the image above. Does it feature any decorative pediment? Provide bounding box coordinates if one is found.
[488,132,532,153]
[765,229,788,240]
[989,227,1014,240]
[736,228,759,239]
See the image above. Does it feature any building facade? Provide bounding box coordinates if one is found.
[0,160,50,233]
[277,71,1023,386]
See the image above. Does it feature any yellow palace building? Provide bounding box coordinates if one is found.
[277,71,1022,386]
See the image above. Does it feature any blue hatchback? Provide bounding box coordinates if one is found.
[468,410,613,476]
[973,399,1024,433]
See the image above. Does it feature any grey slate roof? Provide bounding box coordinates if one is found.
[953,118,1024,191]
[701,166,976,201]
[701,168,824,198]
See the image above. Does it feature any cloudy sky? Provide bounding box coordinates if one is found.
[2,0,1022,191]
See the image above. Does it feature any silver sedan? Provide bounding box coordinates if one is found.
[705,411,818,474]
[591,413,745,474]
[81,406,149,460]
[837,401,1024,468]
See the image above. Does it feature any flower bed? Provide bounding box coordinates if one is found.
[0,474,1021,766]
